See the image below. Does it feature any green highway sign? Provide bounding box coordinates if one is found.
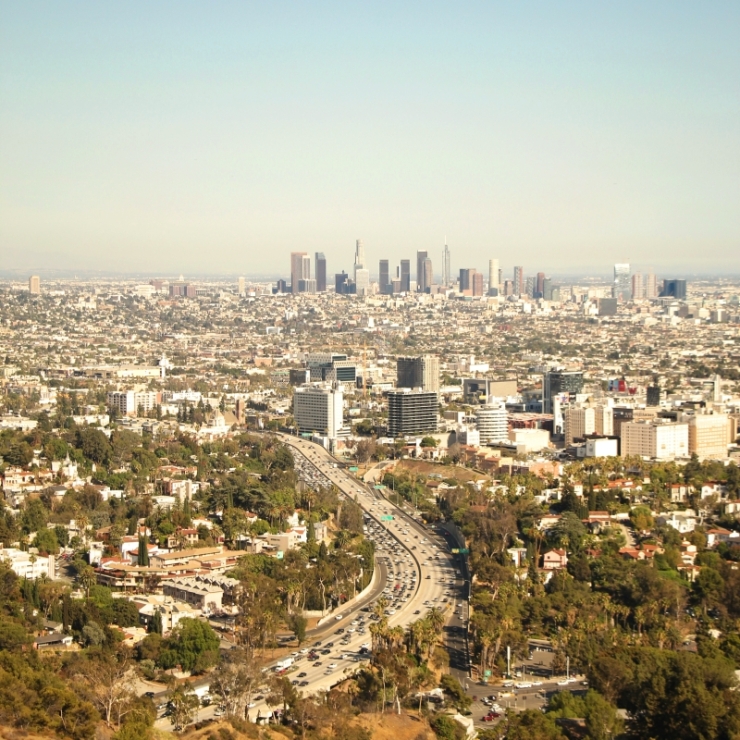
[374,484,386,490]
[380,515,394,521]
[349,466,359,472]
[451,548,469,555]
[484,670,492,678]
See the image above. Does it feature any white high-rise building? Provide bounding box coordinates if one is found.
[488,259,499,295]
[293,384,344,439]
[645,271,658,299]
[475,399,508,444]
[684,410,730,460]
[442,241,451,286]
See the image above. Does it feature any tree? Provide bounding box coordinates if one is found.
[209,648,260,719]
[74,650,137,729]
[168,683,199,731]
[431,714,467,740]
[159,618,220,673]
[584,690,623,740]
[289,612,308,645]
[137,535,149,566]
[82,621,106,647]
[33,526,59,555]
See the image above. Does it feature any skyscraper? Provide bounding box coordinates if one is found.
[237,277,245,295]
[397,355,440,394]
[315,253,327,292]
[536,272,545,298]
[400,260,411,292]
[290,252,308,294]
[631,273,643,300]
[379,259,390,294]
[422,258,433,293]
[661,279,687,300]
[488,259,499,295]
[354,239,366,271]
[459,268,472,293]
[29,275,40,294]
[417,251,429,292]
[613,263,631,301]
[443,242,451,286]
[513,266,524,296]
[645,271,658,299]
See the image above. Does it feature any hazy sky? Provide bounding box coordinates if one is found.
[1,1,739,278]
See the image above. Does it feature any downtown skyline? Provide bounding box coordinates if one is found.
[1,2,739,276]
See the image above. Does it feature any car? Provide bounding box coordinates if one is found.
[144,691,155,699]
[299,680,309,687]
[335,614,344,620]
[414,610,421,615]
[298,672,307,678]
[327,663,338,670]
[313,661,323,667]
[214,707,224,717]
[326,642,335,648]
[292,680,300,685]
[515,682,532,689]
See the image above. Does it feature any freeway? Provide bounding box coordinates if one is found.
[155,434,467,729]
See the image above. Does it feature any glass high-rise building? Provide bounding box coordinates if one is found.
[315,252,327,292]
[443,242,451,286]
[417,250,429,292]
[379,259,390,294]
[400,260,411,292]
[613,263,631,301]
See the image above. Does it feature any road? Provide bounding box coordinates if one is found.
[155,434,467,729]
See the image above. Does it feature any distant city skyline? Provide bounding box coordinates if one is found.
[1,4,738,275]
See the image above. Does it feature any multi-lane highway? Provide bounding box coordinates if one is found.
[154,433,469,728]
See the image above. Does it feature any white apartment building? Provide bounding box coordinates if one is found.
[293,384,344,439]
[107,391,160,417]
[475,400,508,444]
[0,547,55,579]
[684,411,730,460]
[621,420,689,460]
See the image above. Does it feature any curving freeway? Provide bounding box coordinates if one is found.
[154,434,468,728]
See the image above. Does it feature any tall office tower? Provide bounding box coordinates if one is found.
[488,259,499,295]
[472,272,484,297]
[335,272,349,293]
[379,259,390,294]
[417,250,429,292]
[543,370,585,413]
[686,411,730,459]
[422,258,433,293]
[613,263,631,300]
[290,252,308,294]
[315,253,327,292]
[536,272,545,298]
[513,266,524,296]
[301,255,311,283]
[293,384,344,439]
[631,273,643,300]
[542,278,553,300]
[621,420,689,460]
[237,277,246,295]
[354,239,366,271]
[355,268,370,296]
[387,389,438,437]
[459,268,472,293]
[525,277,535,298]
[28,276,40,294]
[645,271,658,299]
[397,355,440,395]
[563,406,595,446]
[400,260,411,291]
[443,242,451,286]
[503,279,514,296]
[660,279,687,300]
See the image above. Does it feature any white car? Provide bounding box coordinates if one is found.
[514,682,532,689]
[335,614,344,620]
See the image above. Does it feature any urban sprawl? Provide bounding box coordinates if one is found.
[2,247,740,740]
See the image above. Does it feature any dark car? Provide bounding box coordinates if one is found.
[292,680,299,685]
[299,680,309,687]
[321,649,331,655]
[313,661,323,667]
[298,672,307,678]
[336,628,345,634]
[143,691,155,699]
